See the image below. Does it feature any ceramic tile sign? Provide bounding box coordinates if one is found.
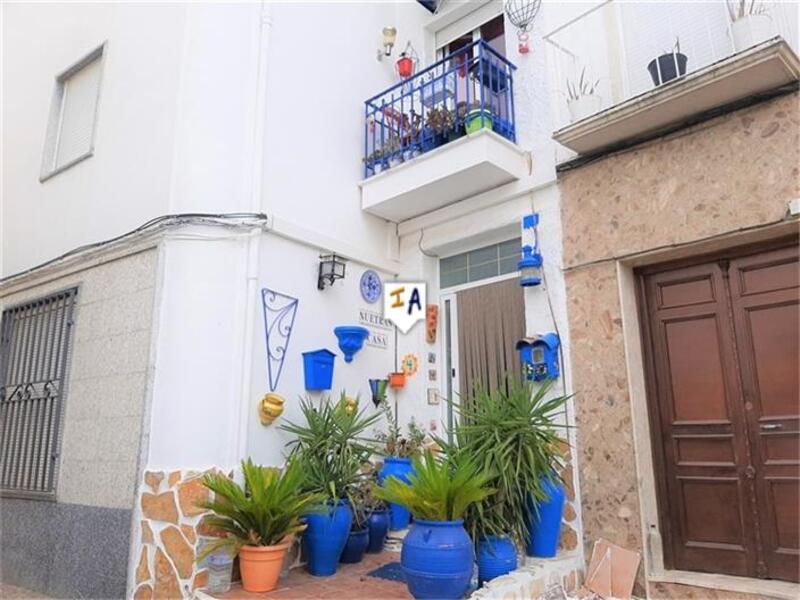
[426,304,439,343]
[384,282,426,334]
[401,353,419,377]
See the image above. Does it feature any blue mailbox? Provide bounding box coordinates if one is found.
[516,333,560,382]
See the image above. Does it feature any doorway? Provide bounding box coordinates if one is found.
[638,239,799,582]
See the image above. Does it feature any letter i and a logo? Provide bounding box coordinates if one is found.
[383,282,427,333]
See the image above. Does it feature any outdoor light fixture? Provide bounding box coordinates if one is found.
[518,213,543,286]
[318,254,347,290]
[504,0,542,54]
[378,26,397,60]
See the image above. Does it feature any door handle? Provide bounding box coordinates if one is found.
[760,424,782,431]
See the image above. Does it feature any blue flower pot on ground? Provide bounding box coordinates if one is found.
[303,500,352,576]
[525,477,565,558]
[367,509,390,553]
[476,536,518,586]
[340,528,369,564]
[378,457,414,530]
[401,519,474,599]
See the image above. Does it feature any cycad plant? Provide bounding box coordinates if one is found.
[375,450,495,521]
[198,457,323,557]
[444,380,570,547]
[281,393,380,501]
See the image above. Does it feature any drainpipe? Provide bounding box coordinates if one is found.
[233,0,273,466]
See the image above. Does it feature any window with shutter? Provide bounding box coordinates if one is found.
[0,288,78,498]
[40,45,104,180]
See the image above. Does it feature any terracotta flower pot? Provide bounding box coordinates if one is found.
[389,372,406,389]
[238,541,291,593]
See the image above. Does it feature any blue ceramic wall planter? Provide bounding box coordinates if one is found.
[302,349,336,391]
[333,326,369,363]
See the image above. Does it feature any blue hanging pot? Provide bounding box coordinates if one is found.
[333,326,369,363]
[401,519,474,599]
[340,528,369,564]
[476,535,517,586]
[369,378,389,407]
[378,457,414,530]
[525,477,565,558]
[303,500,353,576]
[367,509,390,553]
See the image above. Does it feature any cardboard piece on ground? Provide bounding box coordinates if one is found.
[585,538,641,599]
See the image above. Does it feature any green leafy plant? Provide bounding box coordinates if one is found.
[197,457,323,559]
[375,450,495,521]
[281,393,380,502]
[425,105,455,135]
[443,380,570,547]
[566,67,599,101]
[727,0,768,21]
[375,400,427,458]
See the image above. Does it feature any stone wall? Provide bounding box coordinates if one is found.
[558,91,799,598]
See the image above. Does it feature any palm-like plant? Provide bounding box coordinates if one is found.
[375,450,495,521]
[281,393,380,501]
[198,457,323,558]
[444,380,570,547]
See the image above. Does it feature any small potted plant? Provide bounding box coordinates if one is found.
[465,104,493,135]
[423,106,454,151]
[364,477,390,553]
[376,451,495,600]
[566,68,601,123]
[198,458,322,593]
[728,0,772,52]
[281,394,380,577]
[647,37,688,86]
[375,403,428,530]
[340,474,373,564]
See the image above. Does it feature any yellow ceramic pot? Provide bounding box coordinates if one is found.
[259,393,285,425]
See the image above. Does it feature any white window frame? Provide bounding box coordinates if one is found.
[40,43,106,182]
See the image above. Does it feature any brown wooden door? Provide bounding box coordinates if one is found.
[640,240,799,582]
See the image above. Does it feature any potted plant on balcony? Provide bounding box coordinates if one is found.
[422,106,454,151]
[728,0,772,52]
[376,451,495,600]
[375,401,428,530]
[198,458,323,593]
[281,394,380,577]
[565,68,601,123]
[647,37,688,86]
[465,103,493,135]
[444,380,570,583]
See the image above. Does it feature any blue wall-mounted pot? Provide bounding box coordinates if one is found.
[525,477,565,558]
[302,349,336,390]
[340,528,369,564]
[303,500,352,576]
[333,326,369,363]
[401,519,474,599]
[378,457,414,530]
[476,535,517,586]
[367,509,390,553]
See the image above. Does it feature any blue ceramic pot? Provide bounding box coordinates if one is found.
[340,528,369,564]
[367,509,390,553]
[476,535,518,586]
[401,519,474,599]
[333,326,369,363]
[378,457,414,530]
[525,477,565,558]
[303,500,352,576]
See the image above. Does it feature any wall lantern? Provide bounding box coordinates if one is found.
[378,26,398,60]
[518,213,543,287]
[396,41,418,79]
[318,254,347,290]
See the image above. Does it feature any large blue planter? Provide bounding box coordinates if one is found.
[302,349,336,391]
[525,477,565,558]
[401,519,474,600]
[333,326,369,363]
[303,500,352,576]
[367,509,390,553]
[340,528,369,564]
[476,536,518,586]
[378,457,414,530]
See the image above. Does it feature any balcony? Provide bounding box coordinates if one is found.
[545,0,800,157]
[360,40,528,222]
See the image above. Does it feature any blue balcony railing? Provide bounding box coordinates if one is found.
[363,40,517,178]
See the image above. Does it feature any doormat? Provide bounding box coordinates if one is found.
[366,561,406,583]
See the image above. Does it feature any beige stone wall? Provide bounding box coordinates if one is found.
[0,248,158,509]
[558,91,799,597]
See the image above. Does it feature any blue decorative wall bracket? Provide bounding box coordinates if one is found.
[261,288,299,391]
[334,326,370,363]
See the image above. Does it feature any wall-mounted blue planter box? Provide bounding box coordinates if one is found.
[303,349,336,391]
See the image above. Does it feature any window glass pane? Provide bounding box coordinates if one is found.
[498,238,521,258]
[468,244,497,266]
[441,253,467,272]
[441,268,468,288]
[499,256,519,275]
[469,261,498,282]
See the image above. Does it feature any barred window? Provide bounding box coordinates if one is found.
[0,288,78,497]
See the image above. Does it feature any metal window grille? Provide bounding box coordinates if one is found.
[0,288,78,497]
